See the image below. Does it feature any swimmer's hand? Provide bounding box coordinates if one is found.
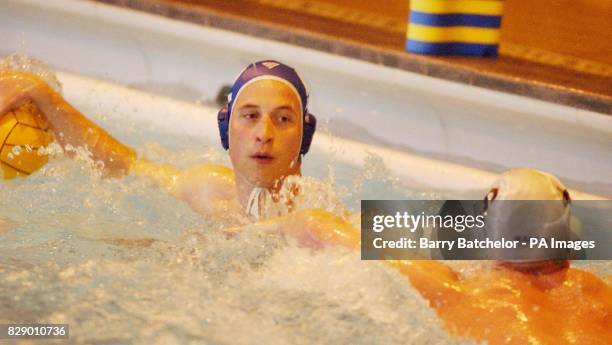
[0,70,40,115]
[224,209,360,249]
[1,70,136,176]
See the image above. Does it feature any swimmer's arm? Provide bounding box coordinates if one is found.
[224,208,360,249]
[289,208,361,249]
[286,210,463,302]
[0,71,136,176]
[227,209,462,303]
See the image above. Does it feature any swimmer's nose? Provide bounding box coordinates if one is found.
[255,114,274,145]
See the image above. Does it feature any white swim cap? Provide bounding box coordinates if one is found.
[484,169,573,262]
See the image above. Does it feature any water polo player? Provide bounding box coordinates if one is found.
[234,168,611,344]
[1,58,359,249]
[2,63,610,344]
[0,60,319,219]
[313,168,612,344]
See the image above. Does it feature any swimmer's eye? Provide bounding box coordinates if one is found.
[241,112,259,120]
[272,112,296,126]
[279,115,293,123]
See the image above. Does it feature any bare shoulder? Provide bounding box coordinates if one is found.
[131,159,237,215]
[180,163,234,181]
[174,163,238,215]
[176,163,235,194]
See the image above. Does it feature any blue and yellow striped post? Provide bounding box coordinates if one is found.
[406,0,504,57]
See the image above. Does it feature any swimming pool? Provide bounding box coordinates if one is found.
[1,0,611,344]
[3,0,611,198]
[1,59,609,345]
[1,66,484,344]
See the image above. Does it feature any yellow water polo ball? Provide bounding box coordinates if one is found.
[0,101,54,179]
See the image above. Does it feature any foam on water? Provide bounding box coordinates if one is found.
[0,60,473,343]
[0,57,608,344]
[0,53,63,93]
[0,149,474,344]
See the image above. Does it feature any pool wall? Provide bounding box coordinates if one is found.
[2,0,611,198]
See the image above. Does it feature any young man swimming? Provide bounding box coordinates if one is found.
[2,64,609,344]
[1,60,358,246]
[256,167,612,344]
[390,169,611,345]
[2,61,317,217]
[224,169,612,344]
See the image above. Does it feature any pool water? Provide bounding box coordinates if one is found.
[0,90,477,345]
[1,60,609,345]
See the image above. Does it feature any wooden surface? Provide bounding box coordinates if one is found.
[312,0,612,65]
[93,0,612,113]
[168,0,612,66]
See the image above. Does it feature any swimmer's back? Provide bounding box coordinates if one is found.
[436,265,611,344]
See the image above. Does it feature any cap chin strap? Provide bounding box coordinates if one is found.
[237,151,300,219]
[245,186,272,220]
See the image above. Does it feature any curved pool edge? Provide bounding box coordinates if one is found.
[59,71,607,200]
[3,0,611,196]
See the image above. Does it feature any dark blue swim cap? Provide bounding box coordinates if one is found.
[217,60,316,155]
[227,60,309,116]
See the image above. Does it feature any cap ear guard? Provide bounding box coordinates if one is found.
[300,112,317,155]
[217,105,229,150]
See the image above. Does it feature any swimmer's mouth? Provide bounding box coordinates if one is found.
[251,153,274,163]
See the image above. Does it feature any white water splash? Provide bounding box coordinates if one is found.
[0,53,63,93]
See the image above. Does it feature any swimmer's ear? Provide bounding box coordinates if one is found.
[562,189,571,207]
[483,188,499,213]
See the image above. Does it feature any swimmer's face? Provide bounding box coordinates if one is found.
[229,79,302,187]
